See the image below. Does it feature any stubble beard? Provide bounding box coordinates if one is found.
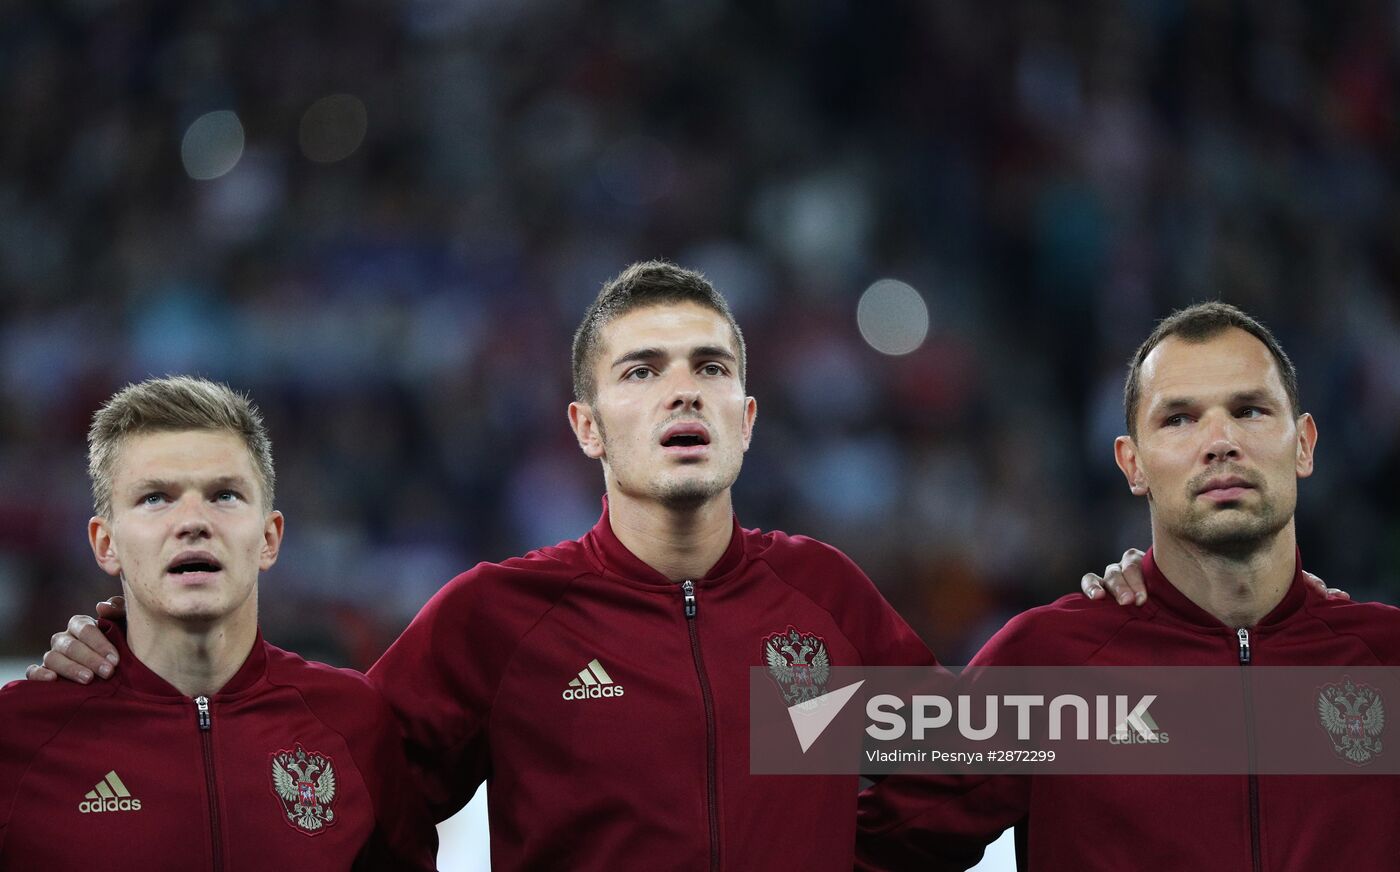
[652,474,729,510]
[596,409,740,511]
[1169,490,1290,560]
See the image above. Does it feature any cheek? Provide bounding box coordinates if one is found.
[600,403,644,438]
[113,529,158,566]
[1138,453,1190,495]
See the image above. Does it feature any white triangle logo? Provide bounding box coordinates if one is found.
[786,680,865,753]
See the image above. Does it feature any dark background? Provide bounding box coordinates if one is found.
[3,0,1398,667]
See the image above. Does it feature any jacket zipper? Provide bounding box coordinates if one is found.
[1237,629,1261,872]
[682,580,720,871]
[195,696,224,872]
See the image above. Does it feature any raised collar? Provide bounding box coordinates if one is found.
[1140,546,1310,630]
[104,619,268,699]
[582,497,746,588]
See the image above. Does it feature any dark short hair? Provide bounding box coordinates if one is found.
[571,260,747,403]
[1124,302,1300,439]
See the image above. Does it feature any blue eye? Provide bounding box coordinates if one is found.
[141,493,167,506]
[1163,414,1189,427]
[1237,407,1264,418]
[215,491,240,503]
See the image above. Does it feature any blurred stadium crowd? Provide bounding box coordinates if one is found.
[3,0,1400,667]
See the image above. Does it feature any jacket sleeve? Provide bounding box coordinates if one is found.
[767,539,1019,868]
[857,773,1027,871]
[855,598,1038,869]
[368,567,498,822]
[0,682,90,868]
[348,688,436,872]
[368,558,576,822]
[0,692,9,861]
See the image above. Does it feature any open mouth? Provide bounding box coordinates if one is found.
[167,553,223,575]
[660,423,711,449]
[662,433,709,447]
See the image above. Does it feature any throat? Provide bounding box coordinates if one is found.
[124,611,257,697]
[1151,527,1298,629]
[606,491,734,582]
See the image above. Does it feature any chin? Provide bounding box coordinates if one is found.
[654,478,726,509]
[1179,511,1287,555]
[163,590,244,620]
[167,605,231,624]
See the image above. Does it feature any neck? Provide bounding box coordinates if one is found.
[124,604,257,698]
[1150,520,1297,629]
[606,488,735,582]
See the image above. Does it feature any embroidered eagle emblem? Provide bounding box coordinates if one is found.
[763,625,831,705]
[271,744,338,834]
[1318,676,1385,766]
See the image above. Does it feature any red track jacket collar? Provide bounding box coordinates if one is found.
[580,497,746,588]
[103,619,268,699]
[1139,546,1310,630]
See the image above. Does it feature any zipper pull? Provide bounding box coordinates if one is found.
[682,580,697,619]
[195,695,212,730]
[1237,628,1251,664]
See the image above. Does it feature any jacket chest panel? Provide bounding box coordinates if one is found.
[493,603,707,765]
[7,700,374,870]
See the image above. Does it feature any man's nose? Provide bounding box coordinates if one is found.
[668,372,703,411]
[172,498,213,539]
[1202,413,1242,464]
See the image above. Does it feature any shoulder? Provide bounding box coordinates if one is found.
[0,675,108,722]
[424,541,588,615]
[370,541,592,687]
[262,643,398,735]
[972,594,1136,666]
[748,528,895,612]
[747,527,936,666]
[0,679,112,789]
[748,528,867,583]
[1301,592,1400,664]
[264,643,379,699]
[264,643,382,705]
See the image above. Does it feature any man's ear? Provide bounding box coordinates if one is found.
[88,516,122,578]
[740,396,757,452]
[259,511,285,571]
[1295,412,1317,478]
[1114,436,1149,497]
[569,402,605,459]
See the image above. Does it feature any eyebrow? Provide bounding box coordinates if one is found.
[1152,389,1275,414]
[610,346,738,369]
[129,475,254,493]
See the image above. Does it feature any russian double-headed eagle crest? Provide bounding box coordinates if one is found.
[763,625,831,705]
[1317,676,1385,766]
[271,743,338,834]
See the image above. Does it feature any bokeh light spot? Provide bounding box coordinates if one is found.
[857,279,929,356]
[181,111,245,180]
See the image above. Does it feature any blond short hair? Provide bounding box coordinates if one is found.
[88,376,275,518]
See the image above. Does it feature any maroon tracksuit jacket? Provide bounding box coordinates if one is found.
[857,548,1400,871]
[370,504,936,870]
[0,624,436,871]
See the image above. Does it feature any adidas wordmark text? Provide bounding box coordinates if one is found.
[78,770,142,813]
[562,659,625,700]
